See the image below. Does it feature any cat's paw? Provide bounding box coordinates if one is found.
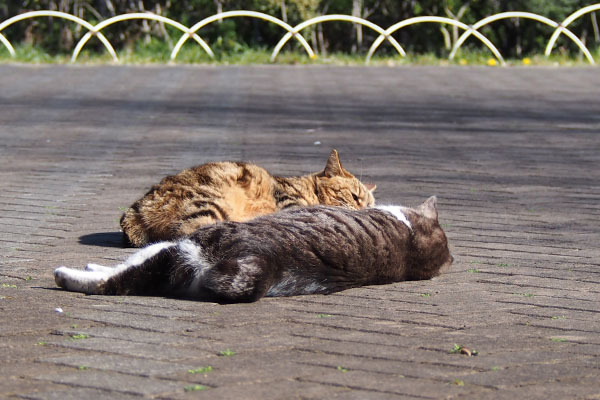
[54,266,107,294]
[85,263,113,273]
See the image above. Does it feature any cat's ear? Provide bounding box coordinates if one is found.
[417,196,438,220]
[364,183,377,192]
[323,149,344,177]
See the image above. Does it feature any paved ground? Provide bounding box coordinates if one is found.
[0,64,599,399]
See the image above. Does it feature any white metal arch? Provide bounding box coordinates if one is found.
[0,32,14,56]
[545,4,600,59]
[0,10,117,61]
[72,13,213,62]
[449,11,594,65]
[367,16,504,65]
[271,14,406,62]
[171,10,314,61]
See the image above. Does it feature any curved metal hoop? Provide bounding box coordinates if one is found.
[368,16,504,65]
[0,32,14,56]
[449,11,595,65]
[545,4,600,60]
[271,14,406,62]
[0,10,117,61]
[72,13,213,62]
[171,10,314,61]
[1,8,598,64]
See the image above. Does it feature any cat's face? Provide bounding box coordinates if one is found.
[315,150,376,209]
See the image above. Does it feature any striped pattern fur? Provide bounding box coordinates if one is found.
[120,150,376,247]
[55,197,452,302]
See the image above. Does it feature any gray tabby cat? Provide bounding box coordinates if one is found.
[54,196,452,302]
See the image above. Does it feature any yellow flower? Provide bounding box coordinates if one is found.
[522,57,531,65]
[487,58,497,66]
[459,58,467,65]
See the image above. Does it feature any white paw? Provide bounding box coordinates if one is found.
[54,266,108,294]
[85,263,113,273]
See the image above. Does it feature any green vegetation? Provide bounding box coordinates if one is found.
[452,379,465,386]
[450,344,478,356]
[0,1,598,65]
[317,313,333,318]
[420,293,431,297]
[1,283,17,288]
[218,349,236,356]
[70,333,90,340]
[184,384,208,392]
[336,365,348,372]
[1,43,598,65]
[188,366,213,374]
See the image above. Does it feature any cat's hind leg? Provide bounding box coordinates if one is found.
[55,241,177,295]
[203,255,273,302]
[54,266,110,294]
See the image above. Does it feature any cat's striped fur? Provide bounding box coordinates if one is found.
[55,197,452,302]
[120,150,376,247]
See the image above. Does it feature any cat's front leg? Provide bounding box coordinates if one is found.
[54,266,111,294]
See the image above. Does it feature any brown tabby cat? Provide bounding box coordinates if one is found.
[120,150,376,247]
[55,196,452,302]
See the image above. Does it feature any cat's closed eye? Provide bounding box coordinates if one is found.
[352,193,359,202]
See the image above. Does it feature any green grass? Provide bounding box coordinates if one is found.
[317,313,333,318]
[184,384,208,392]
[218,349,235,357]
[70,333,89,340]
[188,366,213,374]
[1,283,17,288]
[450,344,478,356]
[336,366,348,373]
[1,41,599,66]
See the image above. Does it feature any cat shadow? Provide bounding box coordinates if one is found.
[79,232,129,248]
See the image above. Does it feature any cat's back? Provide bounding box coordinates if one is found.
[195,206,411,273]
[151,161,270,195]
[120,161,277,246]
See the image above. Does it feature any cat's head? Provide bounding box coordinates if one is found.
[403,196,453,279]
[314,150,376,209]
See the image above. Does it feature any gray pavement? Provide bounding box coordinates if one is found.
[0,64,599,399]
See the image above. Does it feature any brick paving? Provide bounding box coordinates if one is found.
[0,64,599,399]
